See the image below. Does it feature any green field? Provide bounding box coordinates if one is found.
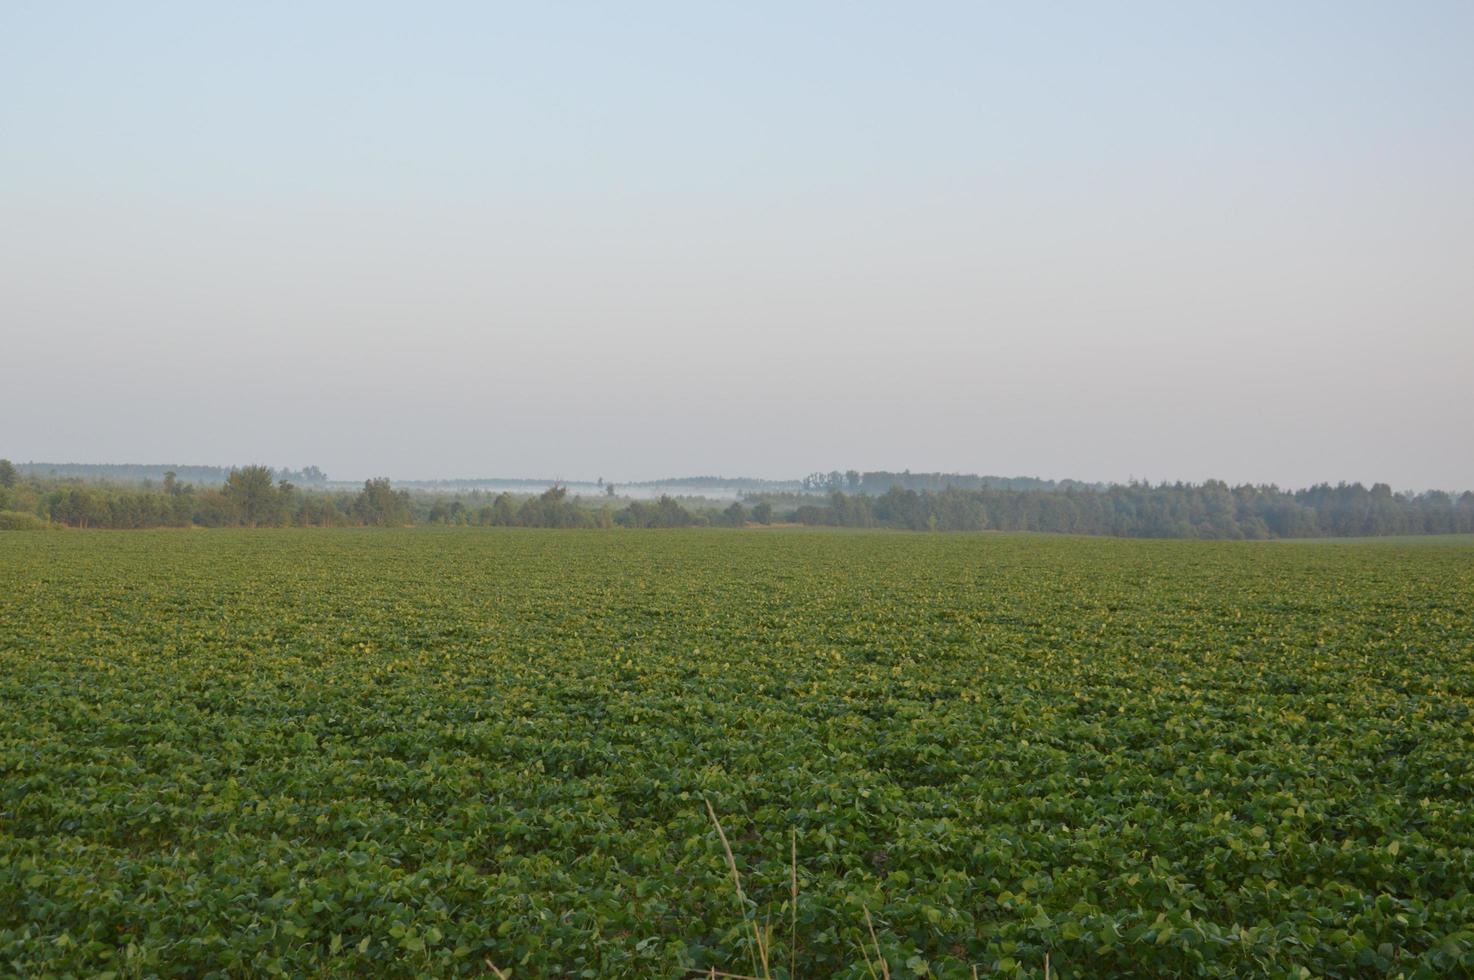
[3,529,1472,977]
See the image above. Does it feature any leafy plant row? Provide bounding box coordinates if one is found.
[2,529,1472,976]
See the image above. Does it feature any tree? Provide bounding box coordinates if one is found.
[617,495,701,528]
[491,493,516,526]
[518,485,590,528]
[223,465,279,526]
[276,479,297,525]
[0,459,15,488]
[751,501,773,525]
[355,478,411,526]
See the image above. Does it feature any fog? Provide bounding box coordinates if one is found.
[3,2,1471,489]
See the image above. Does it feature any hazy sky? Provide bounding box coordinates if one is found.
[3,2,1472,488]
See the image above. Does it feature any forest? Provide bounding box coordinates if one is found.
[791,482,1474,538]
[11,461,327,486]
[0,463,723,532]
[2,459,1471,538]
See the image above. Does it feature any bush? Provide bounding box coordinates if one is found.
[0,510,52,530]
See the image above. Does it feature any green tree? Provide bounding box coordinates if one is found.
[517,485,590,528]
[0,459,16,488]
[354,478,411,526]
[223,465,279,526]
[491,493,517,526]
[751,501,773,525]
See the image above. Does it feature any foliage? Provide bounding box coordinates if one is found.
[801,471,1092,494]
[355,478,414,526]
[223,465,283,527]
[5,466,1473,538]
[2,529,1473,976]
[516,485,592,528]
[790,483,1474,538]
[616,495,705,529]
[0,510,49,531]
[10,462,327,485]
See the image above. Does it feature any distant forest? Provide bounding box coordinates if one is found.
[14,461,327,485]
[1,459,1471,538]
[0,464,729,531]
[15,463,1091,494]
[799,470,1103,493]
[788,483,1474,538]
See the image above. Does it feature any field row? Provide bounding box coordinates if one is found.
[2,529,1472,976]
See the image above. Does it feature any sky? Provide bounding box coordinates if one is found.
[3,2,1472,489]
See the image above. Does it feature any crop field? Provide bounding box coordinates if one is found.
[2,529,1473,978]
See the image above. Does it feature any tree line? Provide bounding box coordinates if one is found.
[799,470,1103,494]
[11,461,327,485]
[788,482,1474,538]
[0,463,744,531]
[3,459,1471,537]
[1,465,411,529]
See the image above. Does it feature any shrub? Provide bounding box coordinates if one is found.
[0,510,52,530]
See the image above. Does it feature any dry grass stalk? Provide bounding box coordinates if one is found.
[863,905,890,980]
[705,797,768,978]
